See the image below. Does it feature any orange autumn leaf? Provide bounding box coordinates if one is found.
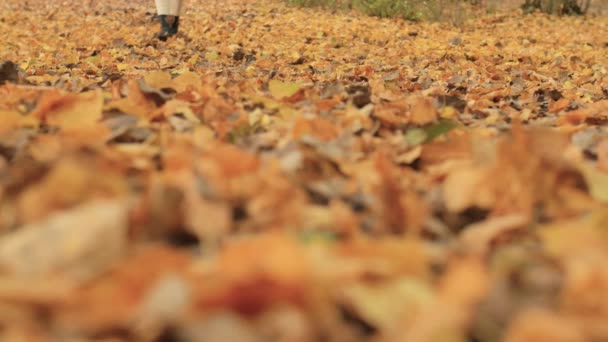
[104,79,159,119]
[143,71,173,90]
[65,246,192,330]
[597,138,608,172]
[316,98,340,111]
[0,110,36,134]
[206,143,261,178]
[292,116,339,142]
[192,234,310,316]
[549,98,571,113]
[409,94,438,125]
[172,71,203,93]
[31,89,103,129]
[17,156,128,223]
[3,0,608,340]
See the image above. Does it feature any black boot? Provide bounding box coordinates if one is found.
[157,15,179,41]
[172,16,180,35]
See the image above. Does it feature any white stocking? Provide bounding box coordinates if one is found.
[155,0,183,16]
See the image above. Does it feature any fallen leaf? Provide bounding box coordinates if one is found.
[577,163,608,203]
[31,90,104,129]
[409,94,438,125]
[0,200,130,281]
[459,214,529,255]
[269,80,302,100]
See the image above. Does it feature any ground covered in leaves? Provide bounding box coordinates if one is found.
[1,0,608,340]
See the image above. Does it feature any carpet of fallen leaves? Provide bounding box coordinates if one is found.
[1,0,608,340]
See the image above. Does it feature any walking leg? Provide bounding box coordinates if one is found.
[155,0,183,40]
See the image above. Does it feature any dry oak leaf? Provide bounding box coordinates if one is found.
[31,89,103,129]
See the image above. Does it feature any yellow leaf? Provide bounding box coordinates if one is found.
[578,163,608,203]
[20,58,36,71]
[162,100,200,123]
[205,50,219,61]
[143,71,172,90]
[246,94,281,111]
[172,67,191,75]
[440,106,456,119]
[248,108,263,126]
[0,110,37,133]
[485,113,500,124]
[539,211,608,258]
[342,277,434,330]
[172,71,202,92]
[104,79,158,119]
[269,80,302,99]
[187,55,199,66]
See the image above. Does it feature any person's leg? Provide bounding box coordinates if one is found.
[155,0,184,40]
[168,0,184,16]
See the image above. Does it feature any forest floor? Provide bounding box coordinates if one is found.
[1,0,608,341]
